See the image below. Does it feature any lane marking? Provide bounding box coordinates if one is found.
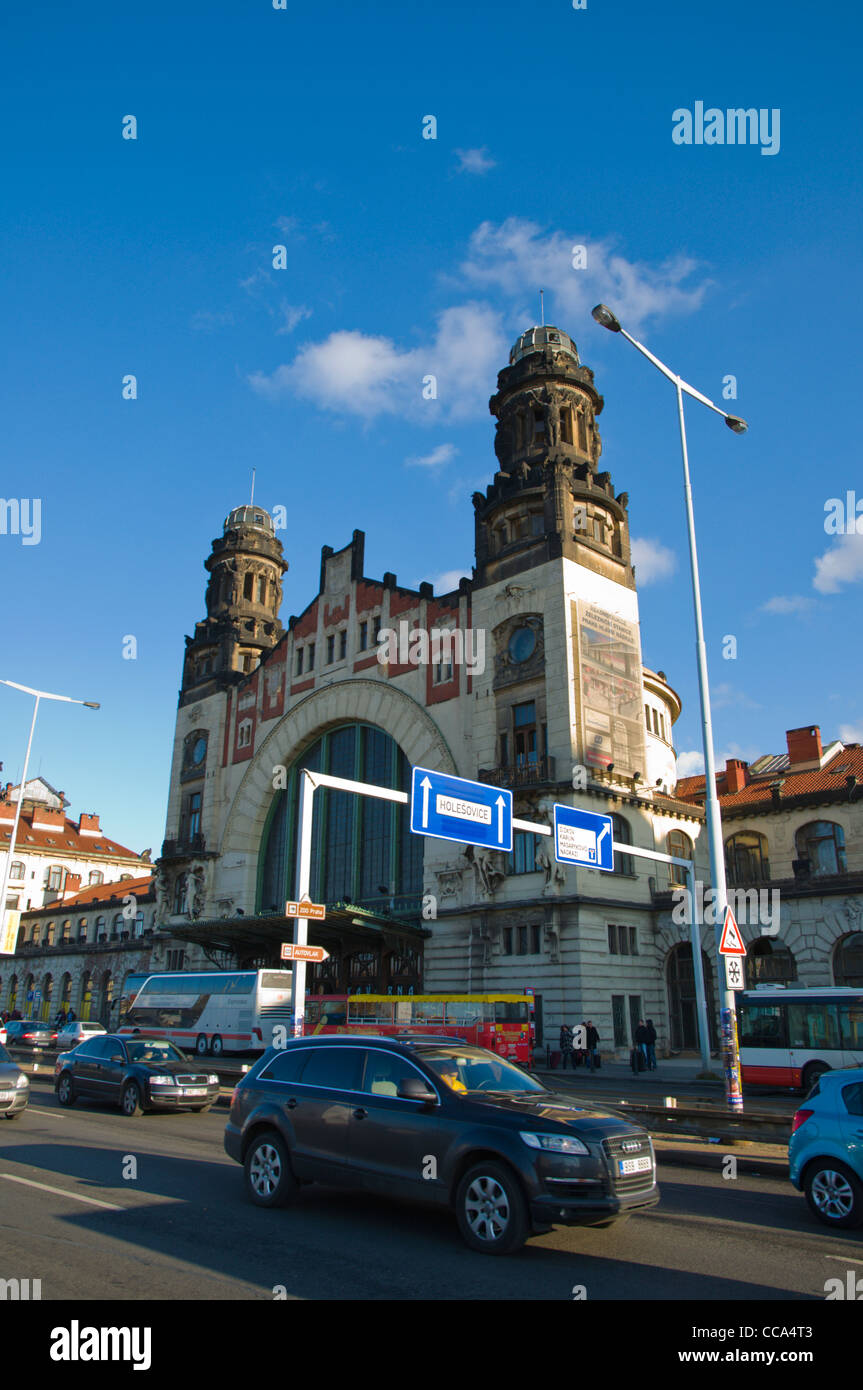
[824,1254,863,1264]
[0,1173,122,1211]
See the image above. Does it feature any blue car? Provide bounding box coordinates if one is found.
[789,1068,863,1229]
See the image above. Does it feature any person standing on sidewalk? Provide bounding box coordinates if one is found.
[635,1019,651,1069]
[585,1020,599,1071]
[646,1018,657,1071]
[559,1022,573,1069]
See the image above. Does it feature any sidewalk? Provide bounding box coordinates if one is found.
[535,1056,725,1085]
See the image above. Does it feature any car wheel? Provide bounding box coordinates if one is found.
[195,1034,208,1056]
[802,1061,830,1092]
[57,1072,76,1107]
[244,1131,297,1208]
[120,1081,143,1117]
[804,1159,863,1229]
[210,1034,223,1058]
[455,1161,529,1255]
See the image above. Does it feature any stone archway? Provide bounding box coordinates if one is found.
[666,943,718,1052]
[219,680,459,910]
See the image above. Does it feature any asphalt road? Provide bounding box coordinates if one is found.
[1,1076,860,1303]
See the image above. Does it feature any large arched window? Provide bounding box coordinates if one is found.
[259,724,423,914]
[745,938,797,987]
[611,814,633,876]
[667,830,694,887]
[725,831,770,884]
[795,821,847,877]
[834,932,863,987]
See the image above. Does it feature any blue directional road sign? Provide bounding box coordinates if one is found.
[411,766,513,852]
[553,804,614,872]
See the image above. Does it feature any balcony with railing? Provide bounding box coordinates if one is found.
[478,756,557,790]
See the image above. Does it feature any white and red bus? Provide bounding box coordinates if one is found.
[303,993,533,1066]
[120,969,293,1056]
[737,986,863,1091]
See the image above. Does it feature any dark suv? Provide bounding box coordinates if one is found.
[224,1035,658,1254]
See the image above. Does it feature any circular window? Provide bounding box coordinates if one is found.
[508,627,536,663]
[191,737,207,765]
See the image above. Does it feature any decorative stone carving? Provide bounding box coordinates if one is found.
[435,869,464,901]
[189,861,208,920]
[536,843,567,893]
[464,845,507,897]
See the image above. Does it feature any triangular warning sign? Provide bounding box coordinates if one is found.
[718,906,747,956]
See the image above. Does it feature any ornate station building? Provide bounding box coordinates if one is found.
[152,324,863,1056]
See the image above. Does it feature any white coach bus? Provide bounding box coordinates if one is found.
[119,969,293,1055]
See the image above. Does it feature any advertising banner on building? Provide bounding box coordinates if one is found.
[0,909,21,956]
[574,600,646,777]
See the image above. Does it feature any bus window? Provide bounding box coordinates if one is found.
[445,1002,483,1025]
[413,999,445,1022]
[738,1003,787,1049]
[494,1001,529,1023]
[320,1001,347,1026]
[840,1004,863,1049]
[788,1002,840,1050]
[349,1000,394,1024]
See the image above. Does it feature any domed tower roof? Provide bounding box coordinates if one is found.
[223,504,275,535]
[509,325,579,366]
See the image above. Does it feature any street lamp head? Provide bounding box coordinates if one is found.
[592,303,622,333]
[724,414,748,434]
[83,702,101,710]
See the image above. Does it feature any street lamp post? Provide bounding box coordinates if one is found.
[591,305,747,1111]
[0,680,100,957]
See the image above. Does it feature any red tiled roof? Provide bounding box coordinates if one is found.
[0,809,146,861]
[57,875,155,907]
[676,745,863,811]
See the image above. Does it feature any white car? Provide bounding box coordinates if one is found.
[55,1021,106,1051]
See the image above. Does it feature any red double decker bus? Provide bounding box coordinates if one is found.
[303,992,533,1067]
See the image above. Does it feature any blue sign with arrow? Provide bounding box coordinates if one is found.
[554,804,614,872]
[411,766,513,852]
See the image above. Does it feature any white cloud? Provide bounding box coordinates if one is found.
[839,723,863,743]
[455,147,496,175]
[676,750,705,777]
[710,683,761,711]
[457,217,710,333]
[249,302,507,422]
[405,443,458,469]
[276,303,312,335]
[813,533,863,593]
[759,594,816,615]
[426,568,471,592]
[630,537,676,585]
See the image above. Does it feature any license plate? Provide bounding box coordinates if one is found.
[619,1155,652,1175]
[0,1092,13,1103]
[182,1088,206,1097]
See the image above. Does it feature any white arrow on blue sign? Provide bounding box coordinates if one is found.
[410,766,513,852]
[553,804,615,872]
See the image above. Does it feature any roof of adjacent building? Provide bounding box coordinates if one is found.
[676,743,863,812]
[0,809,147,862]
[22,875,156,918]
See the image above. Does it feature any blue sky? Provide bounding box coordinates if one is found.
[2,0,862,854]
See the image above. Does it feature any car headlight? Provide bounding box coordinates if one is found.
[148,1075,174,1086]
[208,1075,219,1085]
[520,1131,590,1155]
[15,1073,29,1089]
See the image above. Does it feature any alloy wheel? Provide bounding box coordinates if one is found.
[464,1174,510,1242]
[811,1168,855,1221]
[249,1143,282,1199]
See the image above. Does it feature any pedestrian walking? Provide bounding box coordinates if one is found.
[585,1020,599,1071]
[646,1018,657,1071]
[635,1019,651,1068]
[559,1022,574,1069]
